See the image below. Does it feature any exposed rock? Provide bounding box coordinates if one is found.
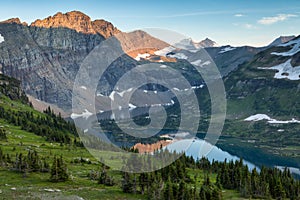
[92,19,121,38]
[0,18,28,26]
[268,35,296,46]
[31,11,120,39]
[133,140,173,154]
[0,11,171,113]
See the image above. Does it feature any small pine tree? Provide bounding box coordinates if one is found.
[50,155,68,182]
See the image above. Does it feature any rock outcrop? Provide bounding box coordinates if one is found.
[31,11,121,38]
[0,11,169,113]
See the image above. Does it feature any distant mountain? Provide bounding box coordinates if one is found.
[155,44,263,77]
[198,38,219,48]
[268,35,296,47]
[174,38,218,51]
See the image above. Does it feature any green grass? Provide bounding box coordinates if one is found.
[0,117,246,199]
[0,119,145,199]
[0,91,245,199]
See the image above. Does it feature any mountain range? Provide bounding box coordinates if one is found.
[0,11,299,167]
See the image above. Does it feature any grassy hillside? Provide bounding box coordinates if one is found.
[0,74,299,199]
[220,39,300,166]
[0,74,241,199]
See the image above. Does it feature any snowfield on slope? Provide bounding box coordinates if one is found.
[154,46,176,56]
[271,38,300,56]
[244,114,300,124]
[259,59,300,80]
[0,34,4,44]
[219,46,236,54]
[135,53,150,61]
[71,109,93,120]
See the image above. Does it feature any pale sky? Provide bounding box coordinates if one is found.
[1,0,300,47]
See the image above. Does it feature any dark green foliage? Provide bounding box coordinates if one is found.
[0,105,77,144]
[121,154,222,200]
[215,158,300,199]
[121,172,134,193]
[12,150,49,173]
[0,74,29,104]
[0,128,7,141]
[98,169,115,186]
[199,175,221,200]
[50,155,68,182]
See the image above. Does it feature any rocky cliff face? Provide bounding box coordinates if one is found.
[0,11,170,113]
[0,22,104,110]
[0,12,121,111]
[31,11,121,38]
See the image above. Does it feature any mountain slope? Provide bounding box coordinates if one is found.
[221,36,300,164]
[0,11,169,113]
[268,35,296,47]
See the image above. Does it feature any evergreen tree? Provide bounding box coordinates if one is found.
[121,172,134,193]
[50,156,68,182]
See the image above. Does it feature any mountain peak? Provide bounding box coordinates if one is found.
[268,35,296,46]
[198,38,218,48]
[174,37,218,51]
[30,11,120,38]
[0,18,28,26]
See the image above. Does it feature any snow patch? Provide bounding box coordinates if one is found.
[219,46,236,54]
[154,46,176,56]
[127,88,133,92]
[271,40,300,56]
[201,61,211,67]
[129,103,137,110]
[80,86,87,90]
[259,59,300,80]
[109,91,116,101]
[44,189,61,192]
[278,38,300,47]
[135,53,150,61]
[191,85,204,89]
[160,65,167,68]
[191,60,202,66]
[71,109,93,120]
[118,90,126,97]
[244,114,300,124]
[269,118,300,124]
[0,34,5,44]
[0,34,4,44]
[191,60,211,67]
[169,53,188,60]
[244,114,271,121]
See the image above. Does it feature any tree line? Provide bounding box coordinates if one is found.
[0,147,68,182]
[0,106,78,144]
[117,153,300,200]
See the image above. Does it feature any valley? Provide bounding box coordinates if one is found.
[0,9,300,199]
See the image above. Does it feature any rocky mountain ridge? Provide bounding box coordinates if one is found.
[30,11,121,38]
[268,35,296,47]
[0,11,170,113]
